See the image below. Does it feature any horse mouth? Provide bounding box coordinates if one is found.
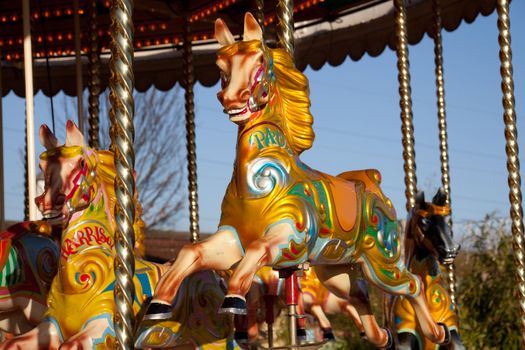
[224,107,249,120]
[42,210,66,225]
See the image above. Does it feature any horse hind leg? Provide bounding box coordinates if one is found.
[314,265,391,348]
[357,259,447,345]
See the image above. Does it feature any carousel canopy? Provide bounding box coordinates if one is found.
[0,0,497,97]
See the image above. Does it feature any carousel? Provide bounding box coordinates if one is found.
[0,0,521,349]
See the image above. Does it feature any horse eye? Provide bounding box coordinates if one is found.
[419,217,431,231]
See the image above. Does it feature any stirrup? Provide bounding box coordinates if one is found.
[219,295,247,315]
[438,323,451,345]
[143,302,173,321]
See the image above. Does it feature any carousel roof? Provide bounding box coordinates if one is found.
[0,0,497,97]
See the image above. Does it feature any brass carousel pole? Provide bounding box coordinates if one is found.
[182,11,200,243]
[277,0,294,59]
[496,0,525,345]
[109,0,136,348]
[88,0,100,150]
[394,0,417,209]
[276,1,298,347]
[432,0,457,310]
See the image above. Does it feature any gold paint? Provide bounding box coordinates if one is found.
[40,146,83,160]
[321,241,345,261]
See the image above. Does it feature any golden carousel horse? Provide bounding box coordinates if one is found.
[143,13,450,348]
[1,121,237,350]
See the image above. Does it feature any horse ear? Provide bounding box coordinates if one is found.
[215,18,235,46]
[65,120,85,147]
[39,124,59,150]
[415,191,426,208]
[433,187,448,206]
[243,12,263,42]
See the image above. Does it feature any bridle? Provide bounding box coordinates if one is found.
[65,151,97,214]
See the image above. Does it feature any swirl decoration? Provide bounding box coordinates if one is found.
[109,0,136,347]
[496,0,525,344]
[394,0,417,210]
[36,246,58,287]
[88,0,100,150]
[277,0,294,59]
[246,157,289,198]
[432,0,457,310]
[183,14,200,243]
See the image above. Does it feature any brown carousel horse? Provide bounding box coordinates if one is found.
[143,13,450,348]
[391,189,464,350]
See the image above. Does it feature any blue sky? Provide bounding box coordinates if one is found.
[1,1,524,236]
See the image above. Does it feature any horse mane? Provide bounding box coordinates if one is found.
[94,150,145,256]
[270,48,315,154]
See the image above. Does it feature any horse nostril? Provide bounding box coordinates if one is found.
[239,89,251,102]
[217,92,224,104]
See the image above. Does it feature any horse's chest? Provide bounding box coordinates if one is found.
[60,222,114,262]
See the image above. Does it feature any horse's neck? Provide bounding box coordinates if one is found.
[405,219,439,275]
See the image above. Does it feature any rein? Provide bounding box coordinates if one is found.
[65,153,96,213]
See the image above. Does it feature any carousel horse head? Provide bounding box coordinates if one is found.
[410,188,460,265]
[35,120,145,250]
[35,121,97,228]
[214,13,315,155]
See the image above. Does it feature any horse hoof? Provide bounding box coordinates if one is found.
[438,323,451,345]
[234,330,249,342]
[321,328,335,341]
[143,302,173,320]
[219,295,247,315]
[297,328,307,340]
[360,331,367,340]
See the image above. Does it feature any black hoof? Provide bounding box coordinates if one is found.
[321,328,335,341]
[143,302,173,320]
[235,330,249,342]
[297,328,307,340]
[360,331,367,340]
[438,323,451,345]
[219,296,247,315]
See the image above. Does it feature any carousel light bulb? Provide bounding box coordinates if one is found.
[154,39,160,45]
[11,15,18,21]
[1,16,7,22]
[65,8,72,15]
[67,33,73,40]
[163,38,169,44]
[139,25,145,32]
[7,39,13,45]
[160,23,167,30]
[17,38,22,44]
[44,11,50,17]
[78,9,84,15]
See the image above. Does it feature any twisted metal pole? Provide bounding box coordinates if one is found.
[254,0,265,39]
[183,15,200,243]
[109,0,136,348]
[496,0,525,345]
[88,0,100,149]
[394,0,417,210]
[432,0,457,310]
[277,0,294,59]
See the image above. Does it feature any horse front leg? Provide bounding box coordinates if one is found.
[0,320,61,350]
[221,222,295,314]
[145,228,243,320]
